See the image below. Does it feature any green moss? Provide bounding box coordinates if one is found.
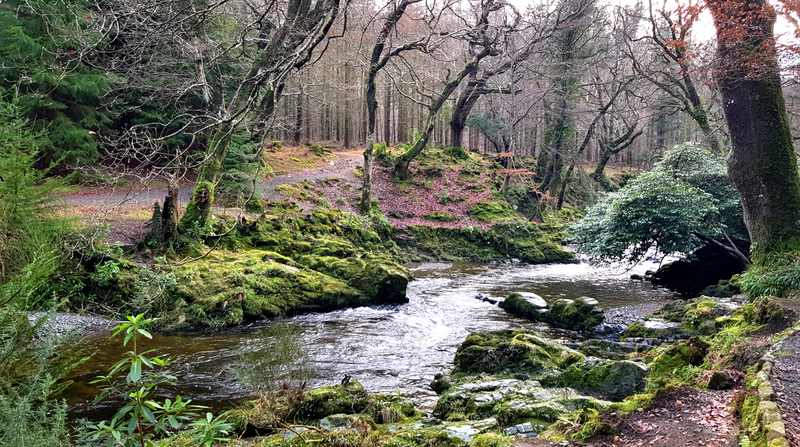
[548,298,604,331]
[298,256,409,303]
[737,391,766,445]
[423,212,459,222]
[502,294,604,331]
[444,146,471,161]
[430,374,451,395]
[180,181,214,230]
[620,322,677,339]
[543,408,614,442]
[452,329,584,374]
[578,340,636,360]
[293,381,371,422]
[468,202,518,222]
[646,337,709,389]
[171,251,371,327]
[469,433,512,447]
[399,222,572,264]
[741,296,798,328]
[542,360,649,401]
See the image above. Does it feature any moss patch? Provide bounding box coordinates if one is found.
[172,251,371,327]
[398,222,572,264]
[468,202,518,222]
[453,329,584,375]
[423,212,459,222]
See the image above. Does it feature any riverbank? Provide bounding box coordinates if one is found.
[28,311,116,337]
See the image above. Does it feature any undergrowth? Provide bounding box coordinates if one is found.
[739,251,800,298]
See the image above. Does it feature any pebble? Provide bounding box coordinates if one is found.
[28,312,116,337]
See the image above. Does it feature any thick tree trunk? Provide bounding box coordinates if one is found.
[708,0,800,257]
[343,64,351,148]
[393,118,436,181]
[591,150,613,185]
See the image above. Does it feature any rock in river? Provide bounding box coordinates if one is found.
[501,293,604,331]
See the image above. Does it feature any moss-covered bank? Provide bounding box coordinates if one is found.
[60,201,575,327]
[58,206,411,328]
[395,221,573,264]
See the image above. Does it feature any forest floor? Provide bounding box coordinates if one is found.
[514,386,739,447]
[60,146,364,243]
[60,144,521,243]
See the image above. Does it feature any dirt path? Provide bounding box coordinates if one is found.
[772,330,800,446]
[514,387,739,447]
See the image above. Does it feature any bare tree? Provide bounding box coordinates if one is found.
[360,0,431,213]
[622,0,723,154]
[391,0,517,180]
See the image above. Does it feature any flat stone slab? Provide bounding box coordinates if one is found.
[520,293,548,309]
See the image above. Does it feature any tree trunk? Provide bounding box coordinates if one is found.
[294,95,302,144]
[384,82,392,144]
[708,0,800,258]
[360,140,374,213]
[180,0,341,231]
[591,150,613,186]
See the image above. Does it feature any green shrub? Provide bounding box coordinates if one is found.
[423,212,459,222]
[739,251,800,298]
[570,142,746,263]
[0,95,72,286]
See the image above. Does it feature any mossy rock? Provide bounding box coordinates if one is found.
[502,294,604,332]
[453,329,584,374]
[651,298,735,335]
[299,256,409,303]
[741,296,798,329]
[578,339,637,360]
[423,212,459,222]
[399,224,573,264]
[648,337,710,386]
[172,251,371,327]
[468,202,518,222]
[621,321,686,340]
[293,381,371,422]
[542,359,649,401]
[548,297,604,331]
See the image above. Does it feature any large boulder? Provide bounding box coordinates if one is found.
[650,245,747,296]
[542,359,649,401]
[501,293,604,331]
[453,329,584,374]
[433,375,610,426]
[299,256,409,303]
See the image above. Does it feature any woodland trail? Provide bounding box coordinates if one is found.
[771,329,800,446]
[60,148,364,243]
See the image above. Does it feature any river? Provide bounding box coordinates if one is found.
[65,260,676,421]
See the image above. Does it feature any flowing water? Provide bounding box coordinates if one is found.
[65,260,676,421]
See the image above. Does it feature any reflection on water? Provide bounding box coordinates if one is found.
[66,261,675,420]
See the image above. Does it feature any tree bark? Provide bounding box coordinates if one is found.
[707,0,800,258]
[393,46,497,180]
